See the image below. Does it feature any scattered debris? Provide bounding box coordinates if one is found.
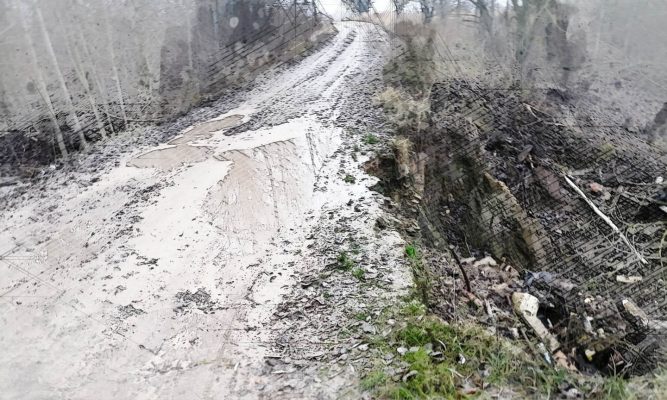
[174,288,220,314]
[118,304,146,319]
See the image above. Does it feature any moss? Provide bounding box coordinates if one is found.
[597,142,617,162]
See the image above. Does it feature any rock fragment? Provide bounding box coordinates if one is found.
[512,292,560,352]
[619,298,649,330]
[616,275,643,284]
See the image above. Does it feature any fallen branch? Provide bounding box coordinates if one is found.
[564,174,648,265]
[660,229,667,269]
[449,246,473,293]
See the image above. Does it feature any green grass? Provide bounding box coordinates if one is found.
[362,302,577,399]
[602,376,631,400]
[400,299,427,317]
[404,244,430,306]
[337,251,356,271]
[344,174,356,184]
[357,245,597,399]
[363,133,380,145]
[361,371,388,391]
[405,244,418,259]
[354,311,369,321]
[352,267,365,281]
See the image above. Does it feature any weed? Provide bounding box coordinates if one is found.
[352,267,365,281]
[361,371,388,391]
[354,311,368,321]
[343,174,356,184]
[404,244,430,306]
[337,252,355,271]
[364,309,575,399]
[601,376,631,400]
[363,133,380,145]
[405,244,418,259]
[400,299,427,317]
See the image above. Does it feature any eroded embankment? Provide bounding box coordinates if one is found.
[371,78,667,377]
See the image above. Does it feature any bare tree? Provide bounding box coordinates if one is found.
[468,0,493,34]
[103,7,128,127]
[35,3,88,149]
[17,2,68,158]
[57,11,108,140]
[1,0,327,165]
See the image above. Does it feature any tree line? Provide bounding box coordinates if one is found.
[0,0,324,167]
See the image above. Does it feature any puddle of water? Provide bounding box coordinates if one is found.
[203,118,342,258]
[169,115,244,145]
[128,114,246,170]
[205,141,301,240]
[127,145,211,170]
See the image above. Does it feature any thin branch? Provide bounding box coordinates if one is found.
[450,247,473,293]
[564,174,648,265]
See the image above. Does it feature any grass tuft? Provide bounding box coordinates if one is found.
[352,267,365,281]
[405,244,418,259]
[361,371,388,391]
[404,244,430,306]
[363,133,380,145]
[359,244,600,399]
[602,376,631,400]
[337,251,355,271]
[364,310,579,399]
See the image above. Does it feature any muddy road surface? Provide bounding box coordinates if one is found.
[0,22,409,399]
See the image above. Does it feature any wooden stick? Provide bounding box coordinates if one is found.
[564,175,648,265]
[449,247,473,293]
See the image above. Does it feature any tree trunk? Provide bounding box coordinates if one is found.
[75,28,117,135]
[103,9,129,128]
[35,4,88,149]
[69,37,108,139]
[55,8,107,139]
[593,5,604,60]
[18,5,68,159]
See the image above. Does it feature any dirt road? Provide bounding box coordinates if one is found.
[0,22,410,399]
